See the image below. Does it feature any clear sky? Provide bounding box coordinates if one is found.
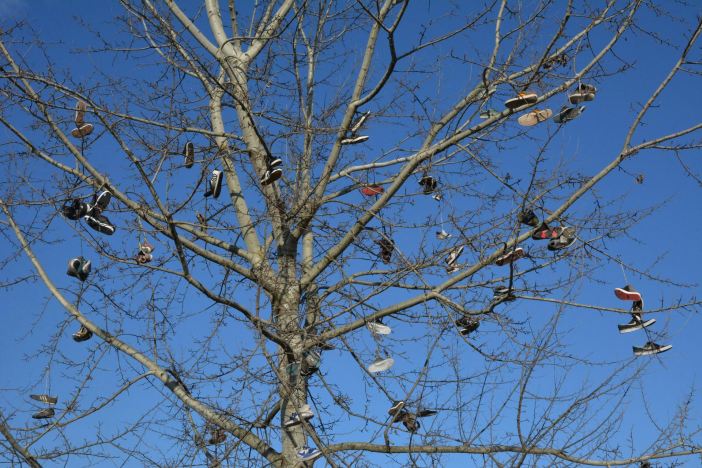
[1,1,701,466]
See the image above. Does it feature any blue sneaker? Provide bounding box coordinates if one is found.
[297,446,322,462]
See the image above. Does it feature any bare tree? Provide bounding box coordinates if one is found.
[1,1,702,466]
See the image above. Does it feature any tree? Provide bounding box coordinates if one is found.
[1,1,702,466]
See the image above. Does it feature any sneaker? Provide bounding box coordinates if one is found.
[517,108,553,126]
[208,429,226,445]
[614,285,642,302]
[297,447,322,462]
[432,192,443,201]
[30,394,58,404]
[184,141,194,168]
[445,264,460,274]
[139,240,154,255]
[480,109,500,119]
[377,238,394,263]
[618,313,656,333]
[62,199,88,220]
[436,229,451,240]
[205,170,223,198]
[569,83,597,103]
[388,400,405,416]
[401,413,420,432]
[135,251,153,264]
[547,227,576,250]
[366,320,391,335]
[32,408,55,419]
[517,209,539,227]
[67,256,91,281]
[72,325,93,342]
[340,135,369,145]
[419,175,438,194]
[283,410,314,427]
[531,222,558,240]
[92,190,112,213]
[84,213,116,235]
[553,106,585,123]
[493,285,510,297]
[260,167,283,186]
[446,245,464,266]
[350,111,370,134]
[456,317,480,335]
[416,408,438,418]
[360,185,384,196]
[74,100,86,126]
[71,123,94,138]
[301,350,321,377]
[268,157,283,168]
[367,357,394,373]
[505,91,538,110]
[495,247,525,266]
[633,342,672,356]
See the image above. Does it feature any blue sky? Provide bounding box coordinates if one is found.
[1,1,701,466]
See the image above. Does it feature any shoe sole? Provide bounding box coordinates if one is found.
[368,358,394,373]
[211,171,223,198]
[71,123,94,138]
[495,247,524,266]
[618,318,656,333]
[505,94,538,110]
[366,323,392,335]
[614,288,642,302]
[633,344,672,356]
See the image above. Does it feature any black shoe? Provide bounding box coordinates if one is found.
[260,167,283,186]
[419,175,438,195]
[84,213,116,235]
[72,325,93,342]
[618,314,656,334]
[30,394,58,404]
[268,157,283,168]
[553,105,585,123]
[633,341,672,356]
[67,256,91,281]
[459,319,480,335]
[416,408,438,418]
[388,400,405,416]
[184,142,194,168]
[376,238,394,263]
[517,209,539,227]
[205,170,223,198]
[61,199,88,220]
[32,408,55,419]
[91,190,112,213]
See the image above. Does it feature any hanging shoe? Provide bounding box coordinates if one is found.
[436,229,451,240]
[71,123,94,138]
[184,141,194,169]
[360,185,384,196]
[207,428,227,445]
[367,357,394,373]
[419,175,438,195]
[72,325,93,342]
[553,106,585,123]
[517,108,553,126]
[139,240,154,255]
[376,238,394,263]
[495,247,525,266]
[350,111,370,134]
[432,192,443,201]
[135,251,153,264]
[517,209,540,227]
[455,316,480,334]
[341,135,369,145]
[204,170,223,198]
[568,83,597,104]
[633,341,672,356]
[297,447,322,463]
[260,167,283,186]
[300,350,321,377]
[32,408,55,419]
[67,256,91,281]
[505,91,538,110]
[547,227,576,251]
[388,400,405,416]
[91,190,112,214]
[30,394,58,404]
[445,245,464,267]
[618,312,656,334]
[283,409,314,428]
[366,319,391,335]
[531,222,558,240]
[74,100,86,126]
[61,199,88,220]
[416,408,438,418]
[401,413,420,433]
[84,213,116,235]
[614,285,642,302]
